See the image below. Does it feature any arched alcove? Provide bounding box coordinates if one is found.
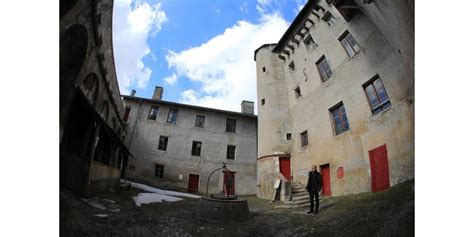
[83,73,99,105]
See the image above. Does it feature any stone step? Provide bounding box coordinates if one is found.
[291,187,306,193]
[292,192,308,198]
[291,195,309,201]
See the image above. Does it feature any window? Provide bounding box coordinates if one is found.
[226,118,237,133]
[195,115,205,128]
[330,103,350,135]
[316,55,332,82]
[295,86,302,98]
[261,98,265,105]
[322,12,336,25]
[286,133,292,140]
[262,67,266,72]
[158,136,168,151]
[289,61,295,72]
[154,164,164,178]
[363,75,391,115]
[123,107,131,122]
[226,145,236,160]
[303,35,318,50]
[148,106,159,120]
[339,30,360,57]
[300,131,308,148]
[167,109,178,123]
[191,141,202,156]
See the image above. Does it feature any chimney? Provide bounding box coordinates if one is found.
[152,86,163,100]
[241,100,254,115]
[130,89,136,97]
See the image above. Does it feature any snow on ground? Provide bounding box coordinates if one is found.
[133,193,183,207]
[124,180,201,199]
[121,180,201,206]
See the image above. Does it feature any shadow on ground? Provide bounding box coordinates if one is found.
[60,180,414,236]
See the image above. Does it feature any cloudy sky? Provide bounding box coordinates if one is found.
[113,0,306,112]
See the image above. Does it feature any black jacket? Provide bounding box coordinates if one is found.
[306,171,322,193]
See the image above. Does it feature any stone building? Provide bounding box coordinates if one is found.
[254,0,414,199]
[122,87,258,195]
[60,0,132,197]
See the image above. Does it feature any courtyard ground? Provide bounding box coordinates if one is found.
[60,180,414,236]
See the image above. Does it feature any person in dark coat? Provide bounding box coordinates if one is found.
[305,165,322,214]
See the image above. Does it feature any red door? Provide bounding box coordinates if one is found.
[320,164,331,196]
[369,144,390,192]
[223,171,236,195]
[188,174,199,193]
[279,157,291,181]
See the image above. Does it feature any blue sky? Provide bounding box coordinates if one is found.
[113,0,306,112]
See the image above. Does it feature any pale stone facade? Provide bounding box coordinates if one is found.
[255,0,414,199]
[123,88,258,195]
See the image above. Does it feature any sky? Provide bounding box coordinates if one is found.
[112,0,307,113]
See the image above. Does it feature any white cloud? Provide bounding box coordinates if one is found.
[240,2,249,13]
[165,13,289,113]
[163,73,177,85]
[113,0,167,94]
[294,0,306,15]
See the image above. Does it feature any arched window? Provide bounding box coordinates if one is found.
[100,102,109,121]
[83,73,99,105]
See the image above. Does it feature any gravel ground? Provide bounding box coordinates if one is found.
[60,180,414,236]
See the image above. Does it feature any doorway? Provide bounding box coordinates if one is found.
[279,156,291,181]
[188,174,199,193]
[369,144,390,192]
[320,164,331,196]
[223,171,236,195]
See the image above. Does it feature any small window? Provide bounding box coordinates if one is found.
[154,164,164,178]
[148,106,159,120]
[262,67,266,72]
[129,165,135,171]
[289,61,295,72]
[363,75,391,115]
[158,136,168,151]
[322,12,336,25]
[339,30,360,57]
[226,118,237,133]
[295,86,301,98]
[123,107,131,122]
[316,55,332,82]
[330,103,350,135]
[300,131,308,148]
[167,109,178,123]
[191,141,202,156]
[195,115,205,128]
[286,133,292,140]
[303,35,318,50]
[226,145,236,160]
[261,98,265,105]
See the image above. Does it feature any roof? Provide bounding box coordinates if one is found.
[253,43,277,61]
[272,0,319,53]
[122,95,258,119]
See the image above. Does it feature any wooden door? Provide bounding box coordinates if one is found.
[223,171,236,195]
[369,144,390,192]
[320,164,331,196]
[279,157,291,181]
[188,174,199,193]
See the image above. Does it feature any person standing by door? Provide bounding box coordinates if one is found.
[306,165,322,214]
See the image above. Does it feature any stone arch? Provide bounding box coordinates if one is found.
[111,117,117,130]
[60,24,88,87]
[60,0,78,19]
[99,101,109,121]
[82,73,99,105]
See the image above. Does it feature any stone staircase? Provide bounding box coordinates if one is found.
[276,181,323,209]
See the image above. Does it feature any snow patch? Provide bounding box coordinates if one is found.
[132,193,183,207]
[124,180,200,199]
[121,180,201,207]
